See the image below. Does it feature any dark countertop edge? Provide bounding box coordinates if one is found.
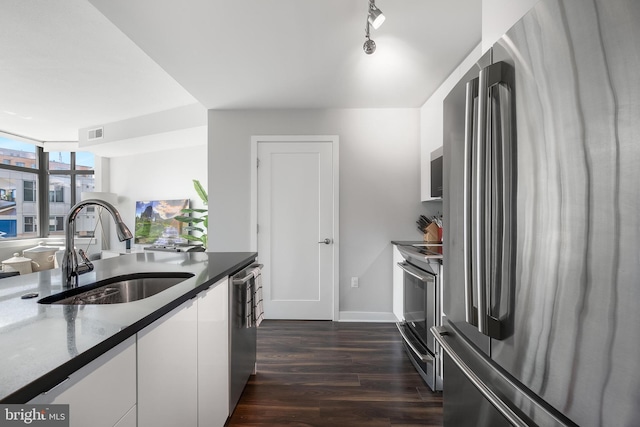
[1,253,257,404]
[391,240,421,245]
[391,240,442,246]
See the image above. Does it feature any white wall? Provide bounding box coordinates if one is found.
[482,0,540,52]
[208,109,439,320]
[108,143,207,252]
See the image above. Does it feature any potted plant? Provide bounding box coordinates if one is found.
[176,179,208,249]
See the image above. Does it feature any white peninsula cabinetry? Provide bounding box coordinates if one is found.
[137,299,198,426]
[197,279,229,427]
[138,276,229,427]
[31,277,231,427]
[29,336,137,427]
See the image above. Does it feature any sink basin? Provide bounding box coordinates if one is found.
[38,272,195,305]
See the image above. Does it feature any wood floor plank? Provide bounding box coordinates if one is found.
[226,320,443,427]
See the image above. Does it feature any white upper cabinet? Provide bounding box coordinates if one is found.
[420,45,482,202]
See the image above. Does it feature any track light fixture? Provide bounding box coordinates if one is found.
[363,0,385,54]
[368,0,385,29]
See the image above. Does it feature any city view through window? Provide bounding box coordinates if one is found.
[0,136,95,239]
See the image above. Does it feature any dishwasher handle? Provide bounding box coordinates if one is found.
[232,264,263,285]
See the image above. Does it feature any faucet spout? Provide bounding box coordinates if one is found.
[62,199,133,288]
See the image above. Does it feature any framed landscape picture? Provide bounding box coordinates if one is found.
[134,199,189,245]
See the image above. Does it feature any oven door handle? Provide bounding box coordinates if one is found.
[397,262,434,282]
[396,323,434,363]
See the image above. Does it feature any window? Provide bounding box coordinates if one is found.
[49,186,64,203]
[24,216,36,233]
[49,216,64,232]
[48,152,95,237]
[23,180,36,202]
[0,135,94,240]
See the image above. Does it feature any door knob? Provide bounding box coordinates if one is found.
[318,238,332,245]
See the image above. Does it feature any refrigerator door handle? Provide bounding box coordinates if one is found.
[476,65,489,336]
[432,326,528,427]
[492,71,513,339]
[464,78,479,326]
[432,325,575,427]
[478,61,510,339]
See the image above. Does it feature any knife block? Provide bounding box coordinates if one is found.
[423,223,441,243]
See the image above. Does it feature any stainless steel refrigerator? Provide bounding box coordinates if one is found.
[436,0,640,425]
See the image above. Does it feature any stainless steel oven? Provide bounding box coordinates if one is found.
[396,244,443,391]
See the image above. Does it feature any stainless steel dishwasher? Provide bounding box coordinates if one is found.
[229,264,263,415]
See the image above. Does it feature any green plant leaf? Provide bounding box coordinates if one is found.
[177,179,209,249]
[193,179,208,205]
[181,208,208,214]
[180,234,205,244]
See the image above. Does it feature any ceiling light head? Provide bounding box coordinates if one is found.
[363,37,376,55]
[368,6,385,30]
[363,0,384,54]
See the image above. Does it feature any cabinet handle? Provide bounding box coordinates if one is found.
[43,377,70,395]
[396,323,433,363]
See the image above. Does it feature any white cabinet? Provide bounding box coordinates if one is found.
[114,405,137,427]
[392,245,404,322]
[137,277,231,427]
[29,336,137,427]
[137,299,198,427]
[30,276,233,427]
[420,45,482,201]
[197,277,229,427]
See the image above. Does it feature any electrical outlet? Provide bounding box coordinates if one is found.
[351,277,359,288]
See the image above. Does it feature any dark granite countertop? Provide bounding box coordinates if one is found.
[0,251,257,403]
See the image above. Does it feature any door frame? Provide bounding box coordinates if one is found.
[250,135,340,321]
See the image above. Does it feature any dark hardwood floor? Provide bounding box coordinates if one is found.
[226,320,443,427]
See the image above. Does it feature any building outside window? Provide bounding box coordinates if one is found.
[49,185,64,203]
[48,151,95,237]
[49,216,64,232]
[0,136,95,240]
[23,180,36,203]
[24,216,36,233]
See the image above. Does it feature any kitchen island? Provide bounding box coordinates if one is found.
[0,251,256,405]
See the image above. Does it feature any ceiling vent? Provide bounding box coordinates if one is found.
[88,127,104,141]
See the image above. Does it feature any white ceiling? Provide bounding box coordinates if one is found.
[0,0,481,142]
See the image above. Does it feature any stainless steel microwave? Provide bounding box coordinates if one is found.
[430,146,443,198]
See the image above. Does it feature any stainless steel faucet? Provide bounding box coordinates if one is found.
[62,199,133,288]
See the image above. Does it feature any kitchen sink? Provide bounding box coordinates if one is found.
[38,272,195,305]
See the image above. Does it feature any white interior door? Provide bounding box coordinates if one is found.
[256,137,337,320]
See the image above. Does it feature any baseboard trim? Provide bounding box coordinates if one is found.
[338,311,398,323]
